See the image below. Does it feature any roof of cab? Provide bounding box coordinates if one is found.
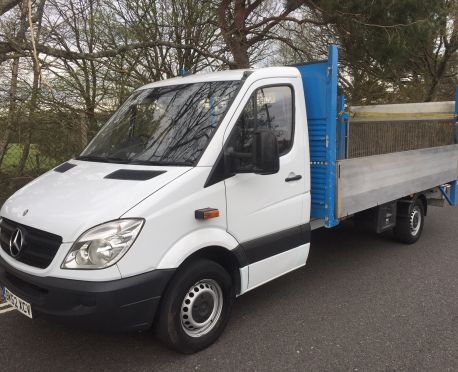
[137,66,300,90]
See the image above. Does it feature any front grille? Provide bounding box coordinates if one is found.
[0,218,62,269]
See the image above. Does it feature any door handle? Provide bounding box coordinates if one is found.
[285,174,302,182]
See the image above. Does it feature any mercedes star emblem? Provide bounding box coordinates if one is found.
[9,228,24,258]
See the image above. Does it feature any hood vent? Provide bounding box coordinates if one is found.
[54,162,77,173]
[104,169,166,181]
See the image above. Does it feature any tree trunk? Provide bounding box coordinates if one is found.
[79,112,88,150]
[227,39,250,68]
[17,0,45,174]
[0,57,20,169]
[217,0,251,69]
[16,59,40,174]
[86,104,97,134]
[423,57,449,102]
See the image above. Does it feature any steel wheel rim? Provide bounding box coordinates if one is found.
[180,279,224,338]
[410,206,421,236]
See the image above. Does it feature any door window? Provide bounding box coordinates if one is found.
[226,85,294,169]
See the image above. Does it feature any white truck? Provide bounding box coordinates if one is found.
[1,45,457,353]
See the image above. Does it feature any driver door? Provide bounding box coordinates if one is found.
[223,78,308,291]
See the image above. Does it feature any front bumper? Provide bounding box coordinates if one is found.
[0,255,174,332]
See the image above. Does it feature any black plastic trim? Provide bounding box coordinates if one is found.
[290,59,327,67]
[285,174,302,182]
[234,223,311,266]
[0,255,175,332]
[54,162,77,173]
[242,71,253,80]
[204,151,233,188]
[0,218,62,269]
[104,169,166,181]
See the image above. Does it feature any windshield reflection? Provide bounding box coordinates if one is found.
[79,81,241,166]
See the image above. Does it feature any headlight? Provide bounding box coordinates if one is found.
[62,219,144,269]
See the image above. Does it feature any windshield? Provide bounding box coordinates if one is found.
[79,81,241,166]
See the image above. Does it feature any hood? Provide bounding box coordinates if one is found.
[0,160,191,242]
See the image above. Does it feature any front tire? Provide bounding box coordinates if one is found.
[394,199,425,244]
[156,259,234,353]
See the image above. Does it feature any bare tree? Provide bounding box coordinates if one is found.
[1,0,457,181]
[216,0,322,68]
[0,0,22,15]
[0,0,29,167]
[421,0,458,101]
[43,0,108,137]
[16,0,45,174]
[102,0,226,105]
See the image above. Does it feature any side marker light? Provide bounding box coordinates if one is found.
[195,208,220,220]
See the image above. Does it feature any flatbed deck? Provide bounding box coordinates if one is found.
[337,144,458,217]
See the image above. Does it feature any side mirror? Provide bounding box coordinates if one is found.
[225,128,279,175]
[253,129,280,175]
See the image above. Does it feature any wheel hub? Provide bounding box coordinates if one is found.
[192,292,215,322]
[409,206,422,236]
[180,279,223,337]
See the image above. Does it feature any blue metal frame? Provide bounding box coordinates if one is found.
[296,45,339,227]
[455,87,458,144]
[455,86,458,115]
[452,88,458,205]
[439,182,457,206]
[295,51,456,226]
[451,181,457,206]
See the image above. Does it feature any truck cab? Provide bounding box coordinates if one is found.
[0,66,313,353]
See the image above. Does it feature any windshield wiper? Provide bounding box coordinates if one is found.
[77,155,193,166]
[76,155,130,164]
[129,160,194,166]
[76,155,111,163]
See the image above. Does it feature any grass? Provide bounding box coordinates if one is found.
[1,143,58,173]
[0,144,57,206]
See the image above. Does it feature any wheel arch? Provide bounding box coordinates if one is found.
[155,228,245,294]
[416,193,428,216]
[180,246,243,295]
[397,193,427,217]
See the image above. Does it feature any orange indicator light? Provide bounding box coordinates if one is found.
[195,208,220,220]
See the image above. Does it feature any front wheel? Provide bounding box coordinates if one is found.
[155,259,234,353]
[394,199,425,244]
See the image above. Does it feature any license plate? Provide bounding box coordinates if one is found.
[3,287,33,319]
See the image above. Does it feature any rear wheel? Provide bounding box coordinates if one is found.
[394,199,425,244]
[155,259,234,353]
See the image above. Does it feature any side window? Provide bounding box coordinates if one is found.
[226,86,293,169]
